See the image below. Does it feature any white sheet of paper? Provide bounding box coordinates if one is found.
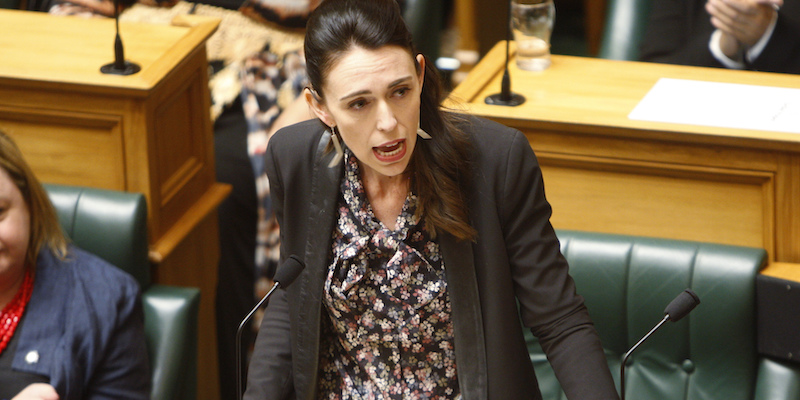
[628,78,800,134]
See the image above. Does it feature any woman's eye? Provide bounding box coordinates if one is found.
[348,99,367,110]
[394,87,410,97]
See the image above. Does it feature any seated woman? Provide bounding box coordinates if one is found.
[0,131,150,400]
[244,0,619,398]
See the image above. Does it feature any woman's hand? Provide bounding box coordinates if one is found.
[11,384,59,400]
[706,0,781,57]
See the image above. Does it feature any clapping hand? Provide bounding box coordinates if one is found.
[706,0,782,58]
[11,384,59,400]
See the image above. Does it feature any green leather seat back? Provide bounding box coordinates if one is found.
[44,184,199,400]
[598,0,653,61]
[528,230,767,399]
[46,184,151,289]
[143,286,200,400]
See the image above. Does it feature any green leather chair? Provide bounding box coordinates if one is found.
[527,230,800,399]
[598,0,652,61]
[44,184,200,400]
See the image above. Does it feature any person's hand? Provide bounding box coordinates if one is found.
[706,0,780,58]
[11,384,59,400]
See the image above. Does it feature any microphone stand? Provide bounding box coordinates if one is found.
[235,255,305,400]
[236,281,282,400]
[100,0,140,75]
[619,314,669,400]
[485,0,525,106]
[620,289,700,400]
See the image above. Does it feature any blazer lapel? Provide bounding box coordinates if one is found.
[294,130,343,400]
[440,233,488,400]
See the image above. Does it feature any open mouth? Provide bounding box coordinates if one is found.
[373,139,406,162]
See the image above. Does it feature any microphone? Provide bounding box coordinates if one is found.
[235,255,305,400]
[619,289,700,400]
[485,0,525,106]
[100,0,141,75]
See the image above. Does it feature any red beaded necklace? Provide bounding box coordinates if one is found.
[0,268,34,355]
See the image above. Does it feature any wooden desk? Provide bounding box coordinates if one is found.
[448,41,800,265]
[0,10,227,399]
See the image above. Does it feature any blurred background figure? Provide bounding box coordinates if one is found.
[640,0,800,74]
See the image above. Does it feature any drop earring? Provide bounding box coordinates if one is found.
[417,125,432,139]
[328,126,344,168]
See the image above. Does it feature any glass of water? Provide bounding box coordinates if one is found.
[511,0,556,71]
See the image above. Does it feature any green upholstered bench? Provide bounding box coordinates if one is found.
[526,230,800,400]
[45,184,200,400]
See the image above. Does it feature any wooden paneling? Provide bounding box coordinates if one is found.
[0,108,126,189]
[539,157,772,250]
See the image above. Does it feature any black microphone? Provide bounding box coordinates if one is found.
[236,255,305,400]
[485,0,525,106]
[620,289,700,400]
[100,0,141,75]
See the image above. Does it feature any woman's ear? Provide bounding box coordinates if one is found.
[304,87,335,128]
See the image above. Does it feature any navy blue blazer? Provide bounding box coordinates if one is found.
[245,116,618,399]
[10,246,150,399]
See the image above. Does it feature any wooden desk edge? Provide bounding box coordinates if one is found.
[134,15,220,89]
[149,182,232,263]
[761,262,800,283]
[446,41,509,108]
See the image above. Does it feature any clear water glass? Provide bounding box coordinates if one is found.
[512,0,556,71]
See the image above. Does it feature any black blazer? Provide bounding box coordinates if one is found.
[244,116,618,399]
[639,0,800,74]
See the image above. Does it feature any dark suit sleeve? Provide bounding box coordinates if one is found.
[244,135,295,400]
[750,6,800,74]
[87,292,150,400]
[499,131,619,399]
[639,0,723,67]
[83,259,151,399]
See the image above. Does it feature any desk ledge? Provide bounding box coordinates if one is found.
[149,182,232,263]
[761,263,800,284]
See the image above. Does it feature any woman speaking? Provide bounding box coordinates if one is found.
[244,0,619,398]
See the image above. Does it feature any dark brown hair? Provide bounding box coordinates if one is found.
[305,0,476,240]
[0,130,69,264]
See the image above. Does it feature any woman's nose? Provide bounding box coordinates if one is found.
[375,101,398,132]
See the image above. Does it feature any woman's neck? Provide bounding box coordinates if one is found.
[0,267,26,310]
[361,167,410,231]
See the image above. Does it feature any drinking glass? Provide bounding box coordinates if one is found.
[511,0,556,71]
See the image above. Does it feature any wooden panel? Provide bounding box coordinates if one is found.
[540,158,772,251]
[0,108,126,189]
[143,47,215,242]
[151,70,208,236]
[774,154,800,261]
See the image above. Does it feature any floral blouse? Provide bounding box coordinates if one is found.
[318,151,460,399]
